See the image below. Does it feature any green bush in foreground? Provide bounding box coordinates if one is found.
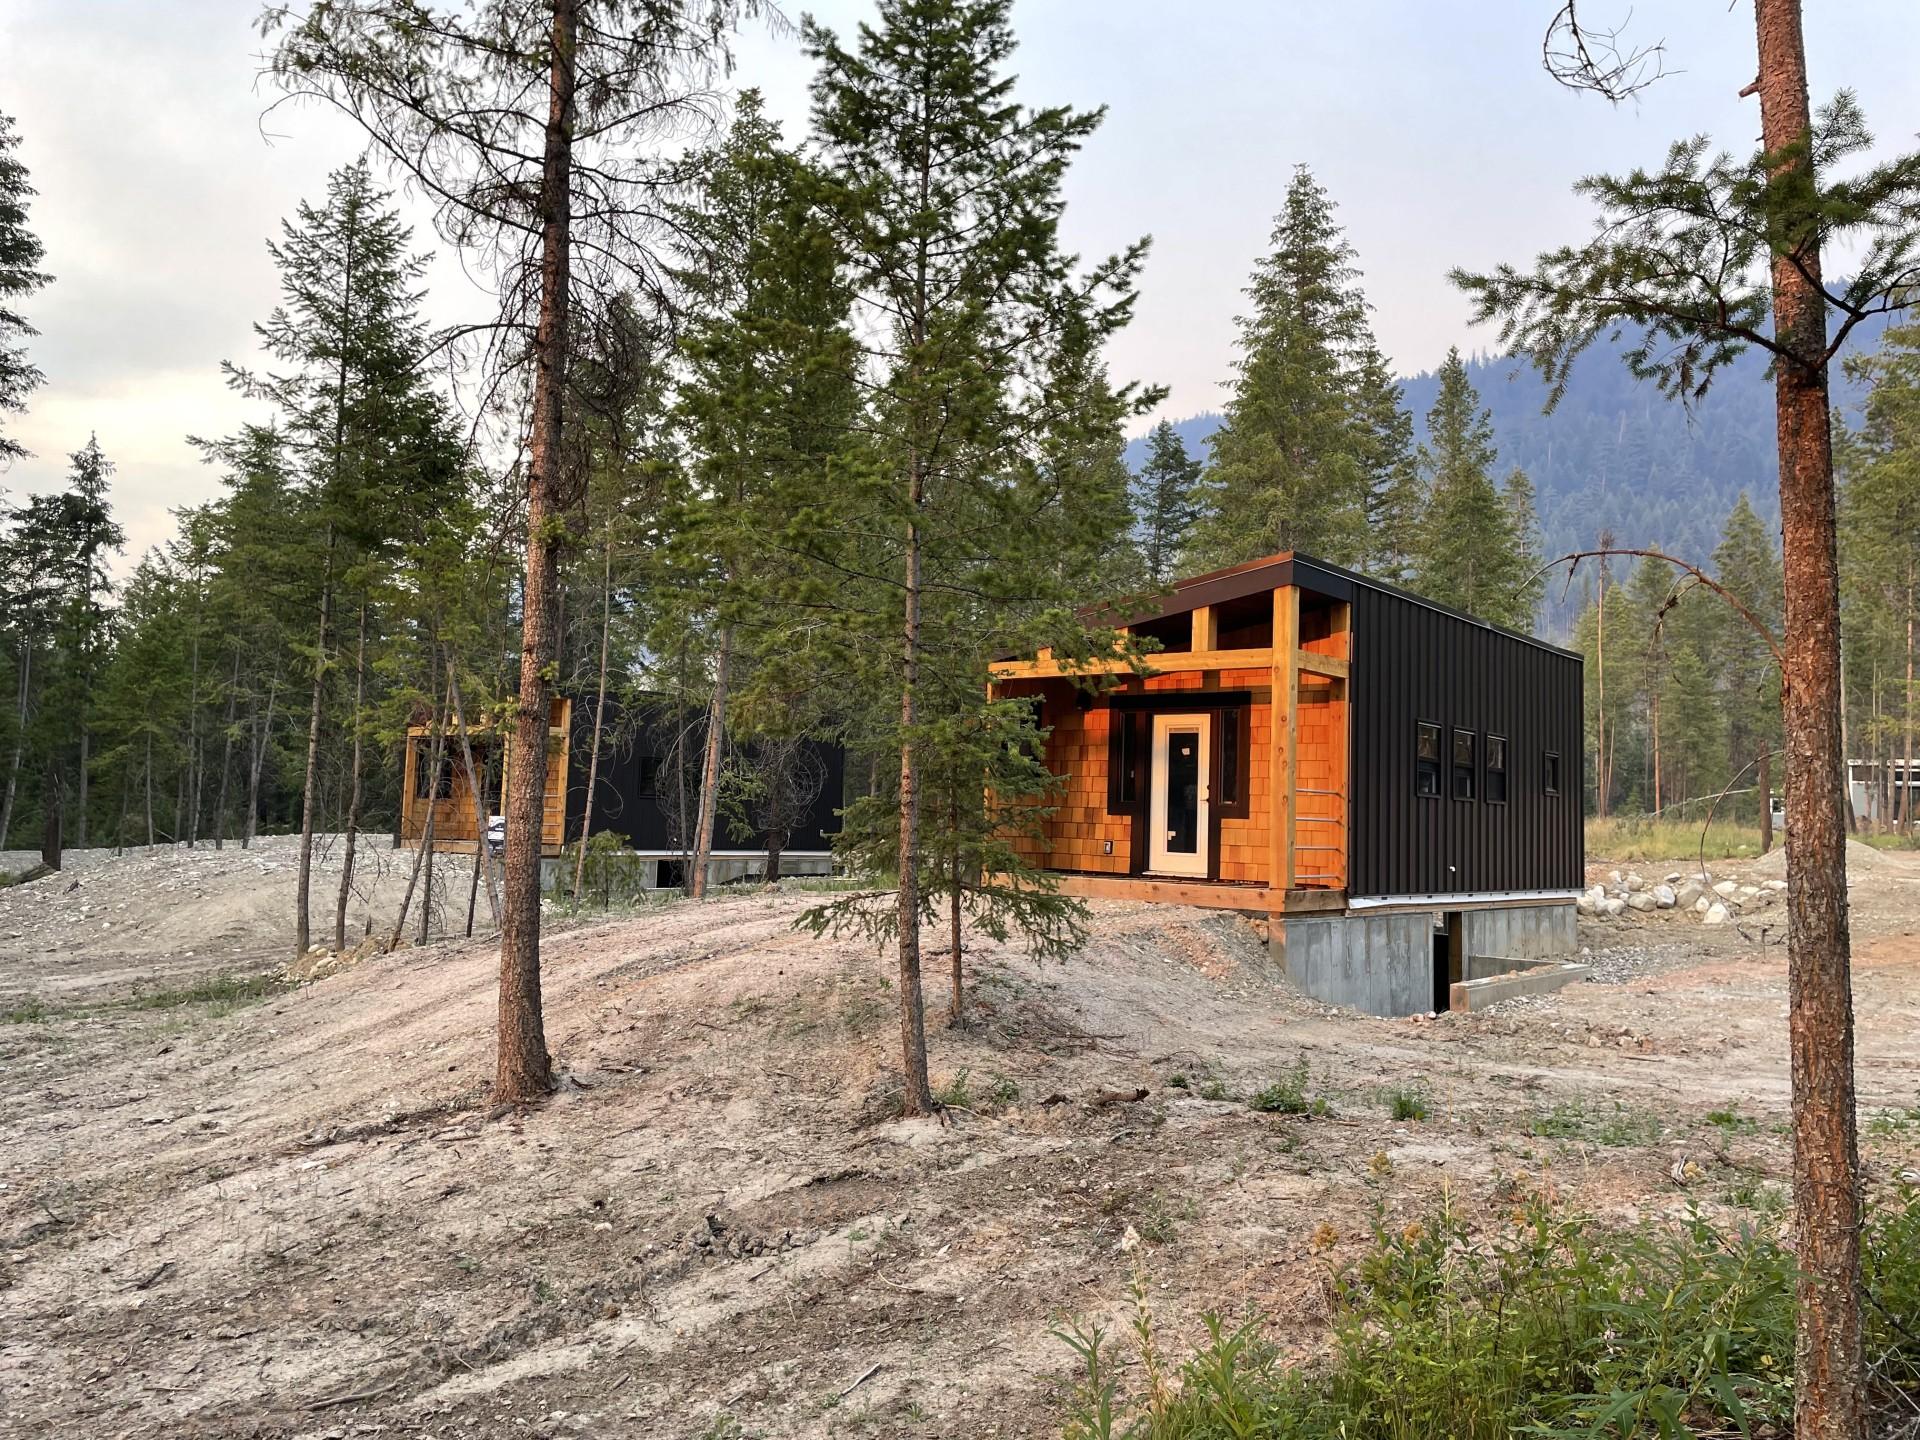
[1058,1188,1920,1439]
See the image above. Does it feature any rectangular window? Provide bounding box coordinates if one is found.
[1107,709,1143,814]
[1544,751,1561,796]
[1215,706,1250,819]
[413,741,453,800]
[1415,722,1442,798]
[1452,729,1476,801]
[1485,734,1508,804]
[636,754,662,796]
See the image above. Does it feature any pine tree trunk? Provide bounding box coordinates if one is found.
[766,829,785,883]
[1753,4,1864,1434]
[213,651,240,851]
[572,531,613,899]
[0,645,28,851]
[114,750,131,856]
[144,730,154,848]
[1760,746,1775,853]
[334,603,369,951]
[245,675,280,850]
[76,727,89,850]
[41,765,61,871]
[1651,689,1662,816]
[690,624,734,901]
[1595,559,1608,816]
[390,687,449,952]
[295,525,337,957]
[447,655,501,930]
[895,450,935,1116]
[494,0,575,1104]
[948,800,964,1029]
[185,601,203,847]
[1902,567,1913,837]
[1840,651,1857,833]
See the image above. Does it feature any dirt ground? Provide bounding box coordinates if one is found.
[4,840,1920,1439]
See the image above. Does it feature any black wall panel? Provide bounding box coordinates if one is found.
[1346,583,1584,898]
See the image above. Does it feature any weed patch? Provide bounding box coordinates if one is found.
[122,973,288,1016]
[1248,1060,1326,1117]
[1058,1188,1920,1439]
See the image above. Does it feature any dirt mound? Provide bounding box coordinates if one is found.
[1748,837,1892,882]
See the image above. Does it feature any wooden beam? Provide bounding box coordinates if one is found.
[1270,586,1299,900]
[1037,871,1276,911]
[1294,649,1348,679]
[990,646,1273,682]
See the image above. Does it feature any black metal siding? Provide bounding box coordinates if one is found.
[1347,584,1584,897]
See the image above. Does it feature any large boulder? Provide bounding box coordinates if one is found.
[1576,893,1598,916]
[1624,891,1657,912]
[1652,884,1677,909]
[1602,897,1627,918]
[1713,879,1740,899]
[1675,881,1705,909]
[1704,901,1731,926]
[1625,872,1647,892]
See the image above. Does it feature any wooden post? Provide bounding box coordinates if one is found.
[1191,605,1216,652]
[1269,586,1299,900]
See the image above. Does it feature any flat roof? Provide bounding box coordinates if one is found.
[1083,550,1581,664]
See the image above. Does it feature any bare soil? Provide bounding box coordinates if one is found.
[4,839,1920,1439]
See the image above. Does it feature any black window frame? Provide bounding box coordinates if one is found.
[1543,750,1561,797]
[412,739,453,800]
[1214,706,1251,819]
[1451,727,1476,802]
[1415,720,1442,799]
[1485,733,1509,805]
[635,753,662,797]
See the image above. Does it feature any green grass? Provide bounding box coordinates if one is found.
[1,995,47,1024]
[1249,1061,1327,1117]
[1706,1103,1758,1136]
[123,973,288,1016]
[1585,815,1768,863]
[1058,1188,1920,1440]
[1531,1098,1664,1147]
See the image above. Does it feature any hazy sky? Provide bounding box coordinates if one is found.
[5,0,1919,565]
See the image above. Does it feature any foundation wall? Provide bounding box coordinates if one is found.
[1273,900,1577,1019]
[1460,902,1577,962]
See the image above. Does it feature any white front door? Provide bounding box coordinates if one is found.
[1148,714,1209,877]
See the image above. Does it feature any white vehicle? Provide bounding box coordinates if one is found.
[485,814,506,857]
[1769,794,1787,834]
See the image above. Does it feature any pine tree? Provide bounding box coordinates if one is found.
[666,93,858,901]
[1714,493,1785,840]
[1355,345,1423,582]
[1133,421,1203,585]
[1190,167,1380,568]
[799,0,1149,1109]
[1411,350,1537,630]
[0,112,49,464]
[1456,14,1920,1423]
[220,159,455,957]
[266,0,758,1103]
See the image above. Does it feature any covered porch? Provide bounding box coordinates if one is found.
[991,564,1351,916]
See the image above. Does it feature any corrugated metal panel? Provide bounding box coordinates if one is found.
[1347,584,1584,898]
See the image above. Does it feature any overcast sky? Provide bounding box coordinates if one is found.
[5,0,1919,566]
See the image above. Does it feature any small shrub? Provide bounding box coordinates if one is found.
[1385,1086,1428,1122]
[932,1069,973,1108]
[1198,1078,1230,1102]
[1165,1072,1189,1090]
[1249,1060,1325,1117]
[1532,1098,1662,1147]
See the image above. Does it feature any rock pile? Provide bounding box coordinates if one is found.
[1576,867,1788,925]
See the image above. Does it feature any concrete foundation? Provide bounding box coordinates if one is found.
[1272,900,1577,1019]
[1458,903,1577,962]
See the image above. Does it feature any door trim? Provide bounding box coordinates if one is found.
[1147,713,1210,877]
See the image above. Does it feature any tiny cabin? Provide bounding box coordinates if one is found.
[991,551,1583,1017]
[400,697,572,856]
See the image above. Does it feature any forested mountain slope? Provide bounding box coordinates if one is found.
[1130,316,1889,593]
